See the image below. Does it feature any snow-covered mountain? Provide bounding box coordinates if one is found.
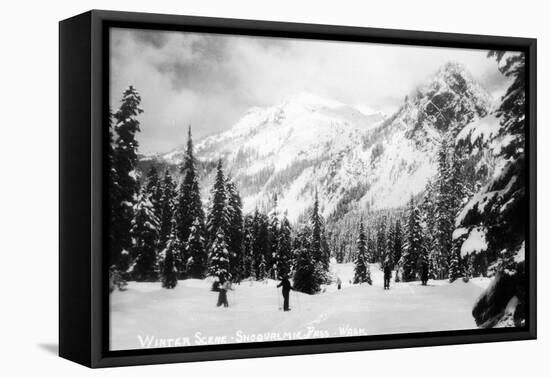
[143,62,496,222]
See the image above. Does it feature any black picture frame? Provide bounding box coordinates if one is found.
[59,9,537,368]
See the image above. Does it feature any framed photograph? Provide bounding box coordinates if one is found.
[59,10,536,368]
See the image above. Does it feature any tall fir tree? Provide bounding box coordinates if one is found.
[376,216,388,264]
[268,195,280,278]
[176,126,205,274]
[465,51,527,328]
[186,217,207,278]
[144,166,162,216]
[110,86,143,272]
[225,178,244,280]
[276,214,292,279]
[293,246,325,294]
[161,219,179,289]
[208,227,231,280]
[206,160,229,245]
[130,189,160,281]
[242,214,255,279]
[401,198,424,282]
[310,190,323,265]
[157,170,176,250]
[448,241,463,283]
[353,219,372,285]
[251,209,269,279]
[392,220,404,268]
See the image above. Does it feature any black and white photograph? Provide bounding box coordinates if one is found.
[107,27,528,351]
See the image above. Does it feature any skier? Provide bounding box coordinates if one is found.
[216,275,232,307]
[277,275,294,311]
[383,264,392,290]
[420,262,429,286]
[336,276,342,290]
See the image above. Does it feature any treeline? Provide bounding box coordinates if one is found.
[108,86,331,293]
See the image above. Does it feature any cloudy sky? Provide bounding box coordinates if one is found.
[110,27,510,154]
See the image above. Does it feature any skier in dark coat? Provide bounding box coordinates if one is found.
[420,262,429,286]
[277,275,294,311]
[216,276,232,307]
[383,265,392,290]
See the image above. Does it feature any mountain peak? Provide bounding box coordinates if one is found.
[278,92,345,109]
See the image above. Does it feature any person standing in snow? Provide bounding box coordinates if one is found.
[383,264,392,290]
[336,276,342,290]
[216,275,232,307]
[277,275,294,311]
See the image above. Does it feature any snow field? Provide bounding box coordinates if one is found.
[110,263,490,350]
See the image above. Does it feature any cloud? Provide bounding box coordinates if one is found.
[110,28,509,154]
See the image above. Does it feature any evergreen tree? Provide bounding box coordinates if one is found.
[268,195,280,278]
[208,227,231,280]
[186,217,207,278]
[130,189,160,281]
[161,219,179,289]
[393,220,404,267]
[176,126,205,272]
[110,86,143,271]
[144,166,162,215]
[366,229,376,264]
[310,190,323,265]
[276,214,292,279]
[401,198,424,282]
[418,239,430,285]
[158,170,176,250]
[448,242,463,282]
[225,178,244,280]
[376,216,388,264]
[293,246,325,294]
[432,136,453,279]
[467,52,527,327]
[251,209,269,279]
[206,160,229,245]
[242,214,255,279]
[257,254,267,281]
[353,219,372,285]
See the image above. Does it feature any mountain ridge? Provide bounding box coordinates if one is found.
[139,62,496,223]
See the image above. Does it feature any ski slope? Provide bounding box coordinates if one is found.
[110,263,490,350]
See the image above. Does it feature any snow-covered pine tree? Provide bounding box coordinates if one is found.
[225,178,244,280]
[257,254,267,281]
[393,220,404,268]
[376,216,388,264]
[206,160,229,245]
[130,189,160,281]
[161,219,179,289]
[366,229,376,264]
[459,51,527,327]
[242,214,255,279]
[176,126,205,273]
[310,190,323,267]
[310,190,330,273]
[144,166,162,216]
[276,214,292,279]
[432,136,453,279]
[208,227,231,281]
[293,246,324,294]
[401,197,424,282]
[111,86,143,272]
[418,240,430,285]
[448,239,463,283]
[353,219,372,285]
[157,170,176,250]
[268,194,280,278]
[387,220,396,266]
[186,217,207,278]
[252,209,269,280]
